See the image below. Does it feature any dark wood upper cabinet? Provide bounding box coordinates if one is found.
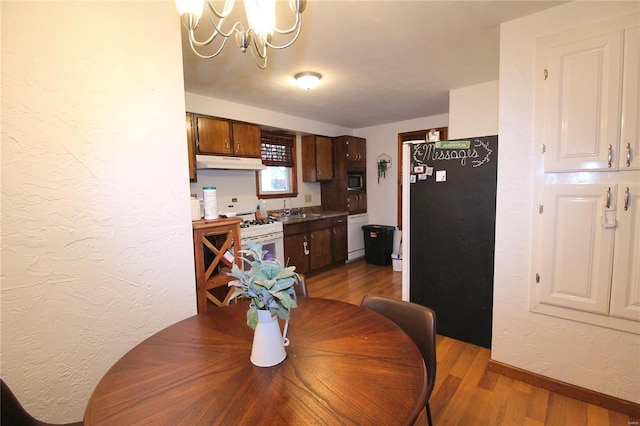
[347,191,367,214]
[302,135,333,182]
[321,136,367,214]
[186,113,197,182]
[196,115,232,155]
[231,122,261,157]
[346,136,366,168]
[194,114,261,158]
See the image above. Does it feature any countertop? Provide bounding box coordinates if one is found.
[192,216,242,230]
[274,210,347,225]
[191,211,348,228]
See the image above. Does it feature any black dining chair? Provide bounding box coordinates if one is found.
[1,379,83,426]
[361,295,437,426]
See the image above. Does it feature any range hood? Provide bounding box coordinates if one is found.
[195,155,266,171]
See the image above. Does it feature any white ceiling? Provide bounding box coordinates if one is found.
[181,1,566,129]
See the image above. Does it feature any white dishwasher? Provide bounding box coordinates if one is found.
[347,213,368,262]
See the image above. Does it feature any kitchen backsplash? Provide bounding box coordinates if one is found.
[190,168,321,215]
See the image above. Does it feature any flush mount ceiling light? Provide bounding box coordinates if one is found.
[175,0,307,69]
[294,71,322,90]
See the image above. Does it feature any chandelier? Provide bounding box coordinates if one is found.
[175,0,307,69]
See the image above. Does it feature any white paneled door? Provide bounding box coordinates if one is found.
[610,184,640,320]
[539,184,616,314]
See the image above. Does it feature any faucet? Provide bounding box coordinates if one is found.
[281,199,291,217]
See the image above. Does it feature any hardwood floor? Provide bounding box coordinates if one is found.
[305,259,638,426]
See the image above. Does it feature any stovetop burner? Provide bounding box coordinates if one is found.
[240,218,278,228]
[238,213,283,239]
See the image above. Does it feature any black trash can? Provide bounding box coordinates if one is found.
[362,225,395,266]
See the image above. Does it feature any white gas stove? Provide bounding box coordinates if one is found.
[238,213,284,240]
[237,213,284,264]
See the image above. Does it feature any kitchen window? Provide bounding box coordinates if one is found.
[256,131,298,199]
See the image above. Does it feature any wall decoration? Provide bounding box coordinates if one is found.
[377,153,392,183]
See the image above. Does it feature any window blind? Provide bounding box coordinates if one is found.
[261,132,294,167]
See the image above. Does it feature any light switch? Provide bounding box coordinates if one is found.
[305,194,312,202]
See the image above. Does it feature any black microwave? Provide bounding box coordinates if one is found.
[347,173,364,190]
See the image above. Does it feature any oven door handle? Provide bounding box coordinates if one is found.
[242,233,284,245]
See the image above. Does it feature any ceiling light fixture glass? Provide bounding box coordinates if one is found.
[175,0,307,69]
[294,71,322,90]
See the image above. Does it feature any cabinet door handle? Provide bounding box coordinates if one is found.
[624,187,630,211]
[606,187,611,209]
[236,142,240,152]
[225,140,229,150]
[303,236,309,255]
[626,143,631,167]
[607,144,613,168]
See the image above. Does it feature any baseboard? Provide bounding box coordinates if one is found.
[487,360,640,418]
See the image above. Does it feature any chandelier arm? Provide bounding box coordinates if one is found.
[248,44,268,69]
[250,31,268,59]
[204,0,235,19]
[187,24,219,48]
[189,19,243,49]
[208,15,242,39]
[265,22,302,50]
[189,32,232,59]
[209,11,244,38]
[185,13,224,48]
[271,14,302,36]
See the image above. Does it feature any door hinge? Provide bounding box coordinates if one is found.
[536,273,540,283]
[543,69,548,80]
[539,204,543,214]
[541,144,546,153]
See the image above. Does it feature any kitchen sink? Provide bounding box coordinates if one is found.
[279,212,322,221]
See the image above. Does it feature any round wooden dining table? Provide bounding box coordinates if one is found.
[84,297,427,425]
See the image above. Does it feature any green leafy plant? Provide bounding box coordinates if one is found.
[228,240,300,329]
[378,159,390,183]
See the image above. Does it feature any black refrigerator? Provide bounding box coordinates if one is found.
[406,135,498,348]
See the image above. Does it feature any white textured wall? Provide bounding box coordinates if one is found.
[448,80,498,139]
[355,114,449,228]
[494,1,640,403]
[1,2,196,422]
[186,92,352,138]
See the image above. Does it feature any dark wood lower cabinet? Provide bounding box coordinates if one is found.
[332,217,347,264]
[192,218,243,313]
[283,215,347,276]
[284,233,310,275]
[309,228,332,270]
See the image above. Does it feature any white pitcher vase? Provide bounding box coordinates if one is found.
[250,309,288,367]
